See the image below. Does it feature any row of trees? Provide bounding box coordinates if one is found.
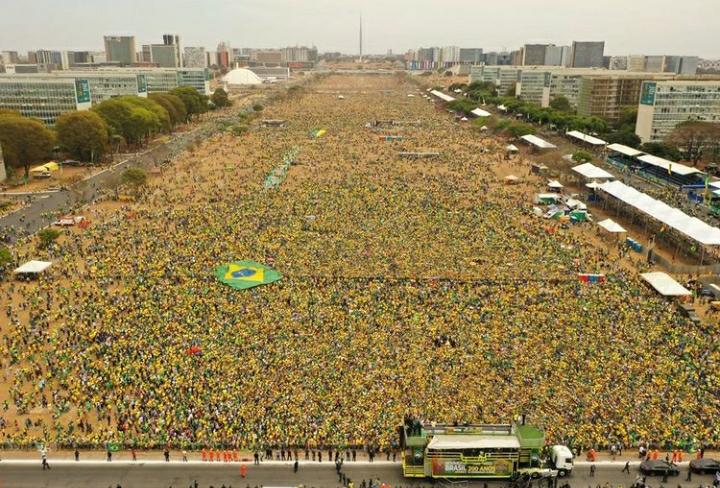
[0,87,230,178]
[454,81,720,167]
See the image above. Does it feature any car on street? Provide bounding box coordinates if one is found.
[689,458,720,474]
[639,460,680,476]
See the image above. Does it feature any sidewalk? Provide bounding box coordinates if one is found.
[0,448,714,464]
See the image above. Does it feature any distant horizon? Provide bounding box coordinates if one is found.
[1,0,718,58]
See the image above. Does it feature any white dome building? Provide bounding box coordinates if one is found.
[222,68,263,86]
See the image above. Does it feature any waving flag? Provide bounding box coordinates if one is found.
[214,261,282,290]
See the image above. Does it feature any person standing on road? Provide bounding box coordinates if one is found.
[164,448,170,462]
[107,449,112,462]
[41,451,50,470]
[131,448,137,461]
[294,460,298,473]
[686,469,692,482]
[623,461,630,473]
[74,448,79,461]
[590,464,596,477]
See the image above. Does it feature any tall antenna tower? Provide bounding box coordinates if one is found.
[359,13,363,62]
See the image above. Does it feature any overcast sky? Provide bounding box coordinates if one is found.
[2,0,719,58]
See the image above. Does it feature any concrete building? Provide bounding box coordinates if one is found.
[50,71,147,103]
[469,65,520,94]
[627,55,646,72]
[570,41,605,68]
[140,45,153,63]
[0,51,20,65]
[96,67,210,94]
[0,76,92,125]
[439,46,460,67]
[216,43,232,69]
[644,56,665,73]
[248,66,290,81]
[516,70,551,106]
[636,80,720,143]
[34,50,66,70]
[545,45,571,67]
[66,51,93,67]
[521,44,548,66]
[459,48,483,64]
[609,56,628,70]
[2,64,40,74]
[184,47,207,68]
[104,35,136,64]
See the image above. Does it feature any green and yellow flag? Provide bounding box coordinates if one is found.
[214,261,282,290]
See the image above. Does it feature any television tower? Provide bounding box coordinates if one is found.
[359,14,363,62]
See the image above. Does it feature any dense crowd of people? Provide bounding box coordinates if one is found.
[0,75,717,454]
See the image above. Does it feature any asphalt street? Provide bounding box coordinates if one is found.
[0,461,714,488]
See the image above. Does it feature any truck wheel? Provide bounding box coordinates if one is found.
[558,469,567,477]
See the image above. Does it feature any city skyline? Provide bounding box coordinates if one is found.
[1,0,719,58]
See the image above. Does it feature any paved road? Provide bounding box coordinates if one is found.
[0,461,713,488]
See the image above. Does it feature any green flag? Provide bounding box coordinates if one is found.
[214,261,282,290]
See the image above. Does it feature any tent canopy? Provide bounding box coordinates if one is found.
[506,144,519,152]
[637,154,701,176]
[607,143,643,157]
[641,272,692,297]
[598,218,626,233]
[598,180,720,245]
[572,162,614,180]
[520,134,556,149]
[547,180,564,188]
[14,260,52,274]
[566,130,607,146]
[430,90,455,102]
[471,108,491,117]
[427,435,520,451]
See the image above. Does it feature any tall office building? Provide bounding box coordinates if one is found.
[150,34,181,68]
[34,50,66,70]
[0,51,20,65]
[459,48,483,64]
[184,47,207,68]
[636,80,720,143]
[570,41,605,68]
[521,44,548,66]
[627,55,646,72]
[0,76,92,125]
[608,56,628,70]
[104,35,136,64]
[545,45,571,67]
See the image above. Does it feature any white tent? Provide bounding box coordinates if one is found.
[637,154,701,176]
[506,144,519,153]
[572,163,614,180]
[607,143,643,157]
[548,180,564,189]
[598,180,720,245]
[14,260,52,275]
[641,272,692,297]
[566,198,587,210]
[598,218,626,233]
[566,130,607,146]
[586,181,602,189]
[520,134,557,149]
[222,68,262,86]
[430,90,455,102]
[471,108,491,117]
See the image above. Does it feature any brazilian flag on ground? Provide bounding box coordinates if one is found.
[214,261,282,290]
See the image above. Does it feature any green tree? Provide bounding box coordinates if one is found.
[149,93,186,127]
[0,245,12,272]
[121,167,148,189]
[37,228,60,249]
[640,142,682,161]
[505,85,517,97]
[0,114,56,178]
[211,88,232,108]
[549,96,572,113]
[170,87,208,121]
[572,151,593,163]
[55,111,109,162]
[121,97,171,133]
[666,120,720,165]
[606,130,641,148]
